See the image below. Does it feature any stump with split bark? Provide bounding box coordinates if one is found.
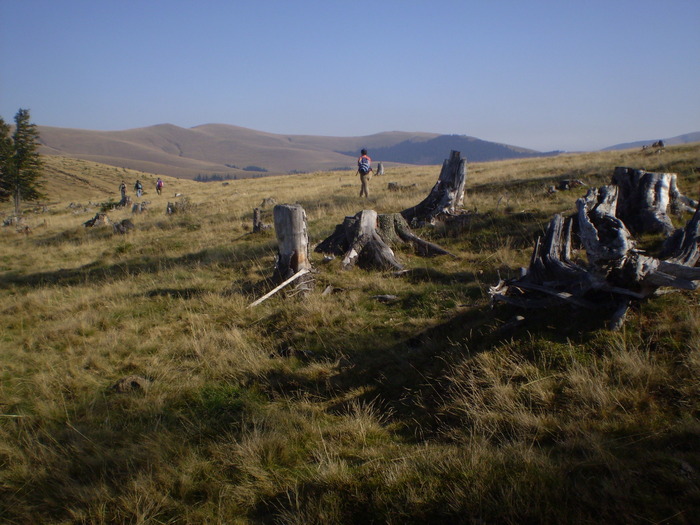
[612,167,697,235]
[401,150,467,226]
[272,204,314,292]
[490,169,700,330]
[315,210,455,271]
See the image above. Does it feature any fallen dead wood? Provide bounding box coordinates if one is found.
[247,269,311,308]
[490,168,700,330]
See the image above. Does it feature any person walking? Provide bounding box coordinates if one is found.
[134,179,143,198]
[357,149,373,198]
[119,181,127,199]
[156,178,164,195]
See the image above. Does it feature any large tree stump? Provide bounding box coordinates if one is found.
[490,170,700,330]
[340,210,403,271]
[272,204,314,291]
[612,167,697,235]
[315,210,455,270]
[401,150,467,226]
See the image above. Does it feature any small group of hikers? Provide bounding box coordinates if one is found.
[116,154,373,201]
[119,178,164,198]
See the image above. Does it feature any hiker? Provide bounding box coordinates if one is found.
[357,148,374,198]
[156,178,164,195]
[119,181,127,199]
[134,179,143,198]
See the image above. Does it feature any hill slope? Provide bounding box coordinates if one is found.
[603,131,700,151]
[2,144,700,523]
[37,123,545,179]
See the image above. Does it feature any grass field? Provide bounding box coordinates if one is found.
[1,145,700,524]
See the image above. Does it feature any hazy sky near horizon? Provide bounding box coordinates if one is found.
[1,0,698,152]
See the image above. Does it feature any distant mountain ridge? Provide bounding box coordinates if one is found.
[37,123,549,179]
[603,132,700,151]
[339,134,550,165]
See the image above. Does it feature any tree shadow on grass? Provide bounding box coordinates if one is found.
[0,241,277,290]
[251,289,618,441]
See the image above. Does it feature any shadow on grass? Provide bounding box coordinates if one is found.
[0,240,277,290]
[252,288,620,440]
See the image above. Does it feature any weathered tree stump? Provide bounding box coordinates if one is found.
[315,210,454,270]
[401,150,467,226]
[132,201,148,214]
[490,171,700,330]
[315,210,401,270]
[252,207,270,232]
[113,219,135,235]
[166,198,192,215]
[84,213,110,227]
[272,204,314,292]
[611,167,697,235]
[344,210,403,270]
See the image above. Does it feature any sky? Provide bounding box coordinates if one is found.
[1,0,698,152]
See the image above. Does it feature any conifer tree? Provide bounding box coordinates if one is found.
[0,118,12,203]
[0,109,44,215]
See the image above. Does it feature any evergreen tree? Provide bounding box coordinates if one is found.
[0,109,44,215]
[0,118,12,202]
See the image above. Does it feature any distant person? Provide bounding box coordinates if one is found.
[357,148,373,198]
[119,181,127,199]
[156,178,164,195]
[134,179,143,198]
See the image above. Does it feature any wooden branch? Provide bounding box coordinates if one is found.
[509,281,597,309]
[248,269,311,308]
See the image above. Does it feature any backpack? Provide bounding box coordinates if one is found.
[358,156,371,175]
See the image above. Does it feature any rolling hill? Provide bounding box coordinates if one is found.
[37,123,547,180]
[603,131,700,151]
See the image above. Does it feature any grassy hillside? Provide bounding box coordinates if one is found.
[37,124,548,180]
[1,145,700,524]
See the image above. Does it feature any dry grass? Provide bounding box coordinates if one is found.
[1,144,700,523]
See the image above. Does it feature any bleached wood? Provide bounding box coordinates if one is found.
[273,204,311,282]
[248,269,311,308]
[401,150,467,225]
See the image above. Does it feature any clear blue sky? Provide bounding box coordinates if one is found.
[1,0,698,151]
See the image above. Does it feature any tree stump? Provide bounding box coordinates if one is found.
[272,204,314,292]
[252,207,270,232]
[315,210,455,270]
[611,167,697,235]
[166,198,192,215]
[83,213,110,227]
[132,202,148,214]
[401,150,467,226]
[490,174,700,330]
[113,219,135,235]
